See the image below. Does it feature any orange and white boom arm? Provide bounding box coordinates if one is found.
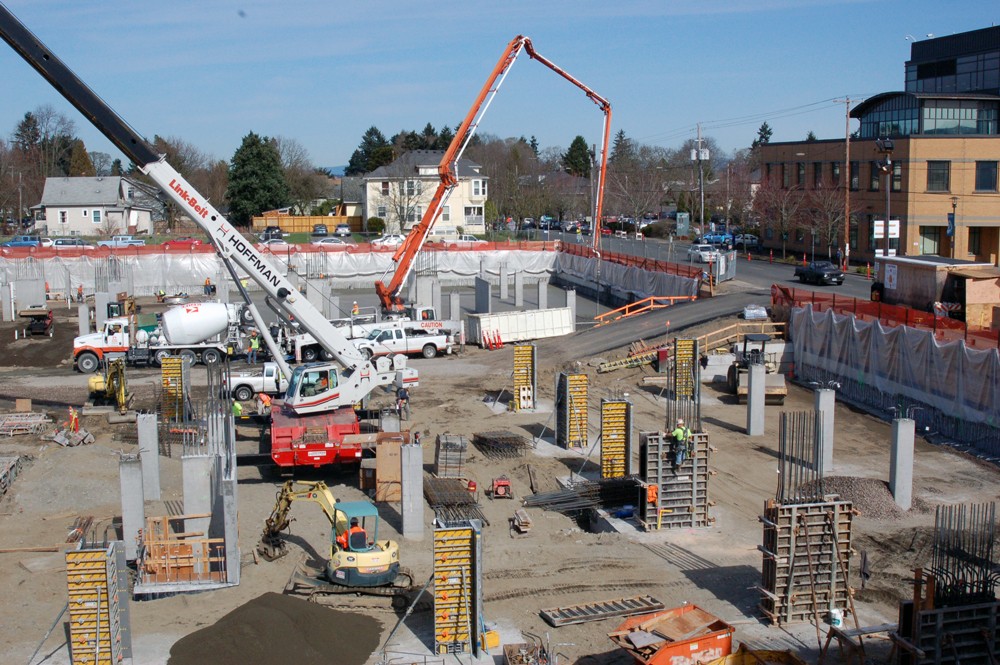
[375,35,612,311]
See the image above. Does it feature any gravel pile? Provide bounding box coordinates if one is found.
[798,476,908,520]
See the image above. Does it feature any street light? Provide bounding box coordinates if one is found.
[875,137,894,257]
[950,196,958,258]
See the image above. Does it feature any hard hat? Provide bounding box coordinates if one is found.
[676,418,685,426]
[353,301,358,304]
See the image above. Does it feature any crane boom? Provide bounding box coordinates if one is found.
[0,3,414,415]
[375,35,612,312]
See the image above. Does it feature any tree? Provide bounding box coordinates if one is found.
[605,144,672,224]
[274,136,328,214]
[806,131,818,142]
[562,136,591,178]
[110,159,124,176]
[89,151,113,176]
[751,122,772,150]
[345,126,391,176]
[225,132,289,226]
[68,140,95,176]
[609,129,635,166]
[753,178,804,259]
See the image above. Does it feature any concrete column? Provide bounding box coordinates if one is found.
[0,284,12,322]
[136,414,161,501]
[401,443,424,541]
[537,279,548,310]
[566,289,577,331]
[474,277,491,314]
[479,259,487,279]
[746,364,765,436]
[118,454,144,561]
[449,292,462,320]
[182,454,213,574]
[221,476,241,585]
[499,264,509,300]
[814,388,835,474]
[381,412,401,433]
[431,280,442,316]
[324,293,340,320]
[78,304,91,336]
[94,292,111,329]
[306,277,325,311]
[514,271,524,307]
[415,275,434,308]
[889,418,915,511]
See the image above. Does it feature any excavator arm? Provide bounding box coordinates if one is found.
[258,480,342,561]
[375,35,612,312]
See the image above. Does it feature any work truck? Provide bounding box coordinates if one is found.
[96,235,145,248]
[228,362,288,401]
[353,324,455,359]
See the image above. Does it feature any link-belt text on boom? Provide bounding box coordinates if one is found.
[169,179,210,219]
[225,235,282,288]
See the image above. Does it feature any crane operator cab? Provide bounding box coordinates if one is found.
[286,364,338,400]
[329,501,399,587]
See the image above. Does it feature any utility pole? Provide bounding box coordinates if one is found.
[691,124,708,233]
[833,98,853,270]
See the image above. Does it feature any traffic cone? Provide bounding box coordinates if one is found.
[802,253,807,266]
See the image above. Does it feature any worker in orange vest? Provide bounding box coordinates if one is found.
[337,518,366,550]
[255,392,272,415]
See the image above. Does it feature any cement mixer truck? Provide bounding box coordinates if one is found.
[73,302,250,372]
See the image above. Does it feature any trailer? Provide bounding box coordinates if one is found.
[468,307,574,347]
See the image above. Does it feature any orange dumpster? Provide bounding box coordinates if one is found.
[608,604,735,665]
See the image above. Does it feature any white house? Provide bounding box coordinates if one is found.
[363,150,487,237]
[34,176,154,237]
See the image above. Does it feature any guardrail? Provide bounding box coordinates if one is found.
[593,295,697,326]
[771,284,1000,349]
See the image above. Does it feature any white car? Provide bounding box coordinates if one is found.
[688,243,720,263]
[53,238,95,250]
[256,238,291,252]
[735,234,758,247]
[447,234,488,248]
[334,224,352,237]
[371,234,405,248]
[311,237,348,249]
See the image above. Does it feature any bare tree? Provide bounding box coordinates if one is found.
[605,144,673,223]
[372,160,426,235]
[89,151,113,176]
[753,179,804,259]
[804,185,845,259]
[275,136,327,214]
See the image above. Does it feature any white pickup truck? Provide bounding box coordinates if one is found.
[228,362,288,401]
[97,235,146,248]
[354,325,454,359]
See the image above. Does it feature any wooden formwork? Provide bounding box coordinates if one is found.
[66,543,129,665]
[433,521,482,656]
[137,515,227,585]
[759,499,854,625]
[600,399,631,479]
[639,431,711,530]
[556,372,588,449]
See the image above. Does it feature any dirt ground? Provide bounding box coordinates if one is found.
[0,299,998,665]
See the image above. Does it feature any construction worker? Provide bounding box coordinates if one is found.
[247,331,259,364]
[396,385,410,421]
[204,277,212,296]
[232,400,243,417]
[337,517,366,550]
[671,418,692,470]
[351,301,360,316]
[76,284,84,303]
[256,392,272,415]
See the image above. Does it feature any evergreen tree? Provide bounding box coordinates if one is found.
[420,123,437,149]
[68,139,95,176]
[751,122,773,150]
[806,130,817,142]
[111,159,124,176]
[12,112,40,151]
[562,136,591,178]
[529,136,539,157]
[609,129,635,165]
[225,132,289,225]
[345,126,390,176]
[436,125,455,150]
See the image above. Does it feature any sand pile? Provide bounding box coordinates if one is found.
[169,592,382,665]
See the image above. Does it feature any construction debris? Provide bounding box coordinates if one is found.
[522,477,640,514]
[471,430,530,459]
[49,427,95,447]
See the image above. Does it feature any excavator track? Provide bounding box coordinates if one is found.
[285,560,415,609]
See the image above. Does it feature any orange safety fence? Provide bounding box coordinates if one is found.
[559,242,704,279]
[771,284,1000,349]
[594,295,697,326]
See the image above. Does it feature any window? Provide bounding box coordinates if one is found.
[832,162,841,186]
[765,228,774,240]
[926,161,950,192]
[127,186,134,199]
[813,162,823,188]
[92,210,102,224]
[464,206,483,223]
[919,226,940,255]
[472,179,486,197]
[892,162,902,192]
[404,180,421,196]
[794,228,804,243]
[870,162,882,191]
[849,161,859,190]
[849,215,858,251]
[59,211,67,225]
[441,205,450,222]
[82,209,88,217]
[796,163,805,187]
[377,206,386,219]
[975,161,998,191]
[381,181,389,196]
[406,205,423,223]
[782,164,791,189]
[969,227,981,255]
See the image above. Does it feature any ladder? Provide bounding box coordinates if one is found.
[541,595,665,627]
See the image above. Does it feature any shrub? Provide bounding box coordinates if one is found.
[366,217,385,235]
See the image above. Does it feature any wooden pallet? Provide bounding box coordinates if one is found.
[540,594,664,627]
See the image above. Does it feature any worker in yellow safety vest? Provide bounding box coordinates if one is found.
[670,418,692,470]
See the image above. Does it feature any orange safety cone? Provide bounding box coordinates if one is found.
[769,250,774,264]
[866,263,871,280]
[802,253,807,266]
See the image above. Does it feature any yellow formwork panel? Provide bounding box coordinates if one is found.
[160,357,185,420]
[434,526,475,654]
[512,345,535,410]
[674,339,697,399]
[66,546,124,665]
[563,373,588,448]
[600,400,629,479]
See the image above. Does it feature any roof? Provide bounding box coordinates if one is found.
[875,254,993,268]
[851,91,1000,118]
[40,176,124,206]
[336,501,379,520]
[950,267,1000,280]
[366,150,483,179]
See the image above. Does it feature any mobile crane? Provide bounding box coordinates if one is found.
[374,35,612,313]
[258,480,412,598]
[0,4,417,467]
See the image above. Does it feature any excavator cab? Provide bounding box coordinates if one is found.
[334,501,379,552]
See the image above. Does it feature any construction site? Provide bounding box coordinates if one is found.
[3,5,1000,665]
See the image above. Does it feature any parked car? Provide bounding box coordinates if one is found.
[334,223,352,237]
[578,222,592,236]
[311,224,328,236]
[1,235,40,247]
[39,237,54,248]
[311,237,348,249]
[688,244,720,263]
[562,221,578,234]
[446,234,488,248]
[96,235,145,248]
[794,261,845,285]
[256,238,291,252]
[53,237,96,250]
[702,232,734,245]
[260,225,284,241]
[162,237,203,249]
[735,233,759,248]
[371,234,406,248]
[521,217,535,229]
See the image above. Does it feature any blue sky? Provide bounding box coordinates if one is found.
[0,1,994,168]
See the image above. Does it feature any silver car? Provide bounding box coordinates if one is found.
[687,243,720,263]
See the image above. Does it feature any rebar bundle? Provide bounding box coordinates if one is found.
[471,430,529,459]
[931,502,999,606]
[425,478,478,508]
[523,477,640,514]
[776,411,824,504]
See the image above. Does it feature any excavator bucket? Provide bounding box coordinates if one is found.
[257,534,289,562]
